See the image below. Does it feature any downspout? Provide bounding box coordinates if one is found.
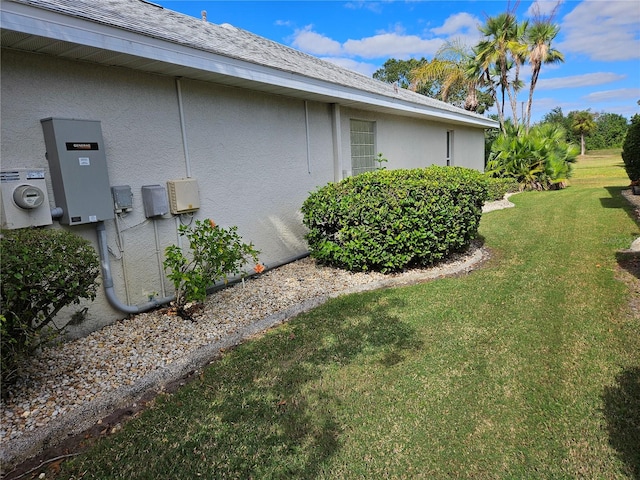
[331,103,343,182]
[175,77,192,178]
[97,222,174,314]
[304,101,311,174]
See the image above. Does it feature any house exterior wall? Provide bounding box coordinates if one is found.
[1,48,488,336]
[339,108,487,173]
[449,125,487,171]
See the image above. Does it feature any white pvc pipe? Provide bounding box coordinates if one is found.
[304,101,311,174]
[175,77,192,178]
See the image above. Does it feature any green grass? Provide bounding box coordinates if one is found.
[57,149,640,479]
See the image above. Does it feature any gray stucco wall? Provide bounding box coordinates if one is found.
[339,108,486,173]
[1,48,487,336]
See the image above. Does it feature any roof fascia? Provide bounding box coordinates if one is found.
[1,1,499,129]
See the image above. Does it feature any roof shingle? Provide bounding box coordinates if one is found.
[6,0,496,124]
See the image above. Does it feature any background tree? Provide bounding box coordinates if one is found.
[374,56,490,110]
[571,110,597,155]
[525,5,564,131]
[586,113,629,150]
[539,107,629,150]
[376,6,563,135]
[540,106,566,126]
[410,39,492,113]
[373,58,434,96]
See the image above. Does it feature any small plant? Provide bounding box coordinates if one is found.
[164,219,260,319]
[1,228,100,393]
[376,153,388,170]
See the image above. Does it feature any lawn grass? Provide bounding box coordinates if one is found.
[57,149,640,479]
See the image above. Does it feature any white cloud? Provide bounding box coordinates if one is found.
[431,12,480,36]
[290,25,343,56]
[344,1,385,14]
[287,10,487,64]
[344,33,443,59]
[583,87,640,102]
[290,25,442,60]
[320,57,380,77]
[537,72,626,89]
[525,0,563,18]
[427,12,483,53]
[558,0,640,61]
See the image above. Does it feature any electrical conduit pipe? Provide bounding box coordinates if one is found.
[97,222,310,314]
[97,222,174,314]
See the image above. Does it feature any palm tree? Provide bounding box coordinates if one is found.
[410,39,482,112]
[474,12,528,132]
[525,20,564,131]
[486,120,578,190]
[571,111,596,156]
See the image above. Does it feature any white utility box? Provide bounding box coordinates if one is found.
[167,178,200,214]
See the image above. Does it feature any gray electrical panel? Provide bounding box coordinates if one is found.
[41,118,114,225]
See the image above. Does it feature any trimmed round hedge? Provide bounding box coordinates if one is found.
[301,166,488,272]
[622,114,640,183]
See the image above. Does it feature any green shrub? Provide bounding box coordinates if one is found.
[622,114,640,183]
[486,177,520,200]
[301,166,488,273]
[486,121,579,190]
[164,219,260,319]
[1,228,100,393]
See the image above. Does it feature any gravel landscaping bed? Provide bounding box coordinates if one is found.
[1,238,489,471]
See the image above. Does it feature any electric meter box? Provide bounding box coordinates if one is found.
[41,118,114,225]
[167,178,200,214]
[0,169,53,229]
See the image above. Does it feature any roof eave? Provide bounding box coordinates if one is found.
[0,1,499,129]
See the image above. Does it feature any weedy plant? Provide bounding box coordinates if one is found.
[164,219,261,319]
[376,153,388,170]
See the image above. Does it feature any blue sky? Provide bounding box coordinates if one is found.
[155,0,640,123]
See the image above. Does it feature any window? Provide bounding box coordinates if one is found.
[446,130,454,166]
[350,119,376,175]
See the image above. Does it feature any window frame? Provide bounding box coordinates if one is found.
[349,119,377,176]
[446,129,454,166]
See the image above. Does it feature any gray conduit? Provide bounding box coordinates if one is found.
[97,221,310,314]
[97,222,174,314]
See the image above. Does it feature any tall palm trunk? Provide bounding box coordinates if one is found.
[525,65,541,132]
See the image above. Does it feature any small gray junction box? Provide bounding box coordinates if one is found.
[141,184,169,218]
[41,118,114,225]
